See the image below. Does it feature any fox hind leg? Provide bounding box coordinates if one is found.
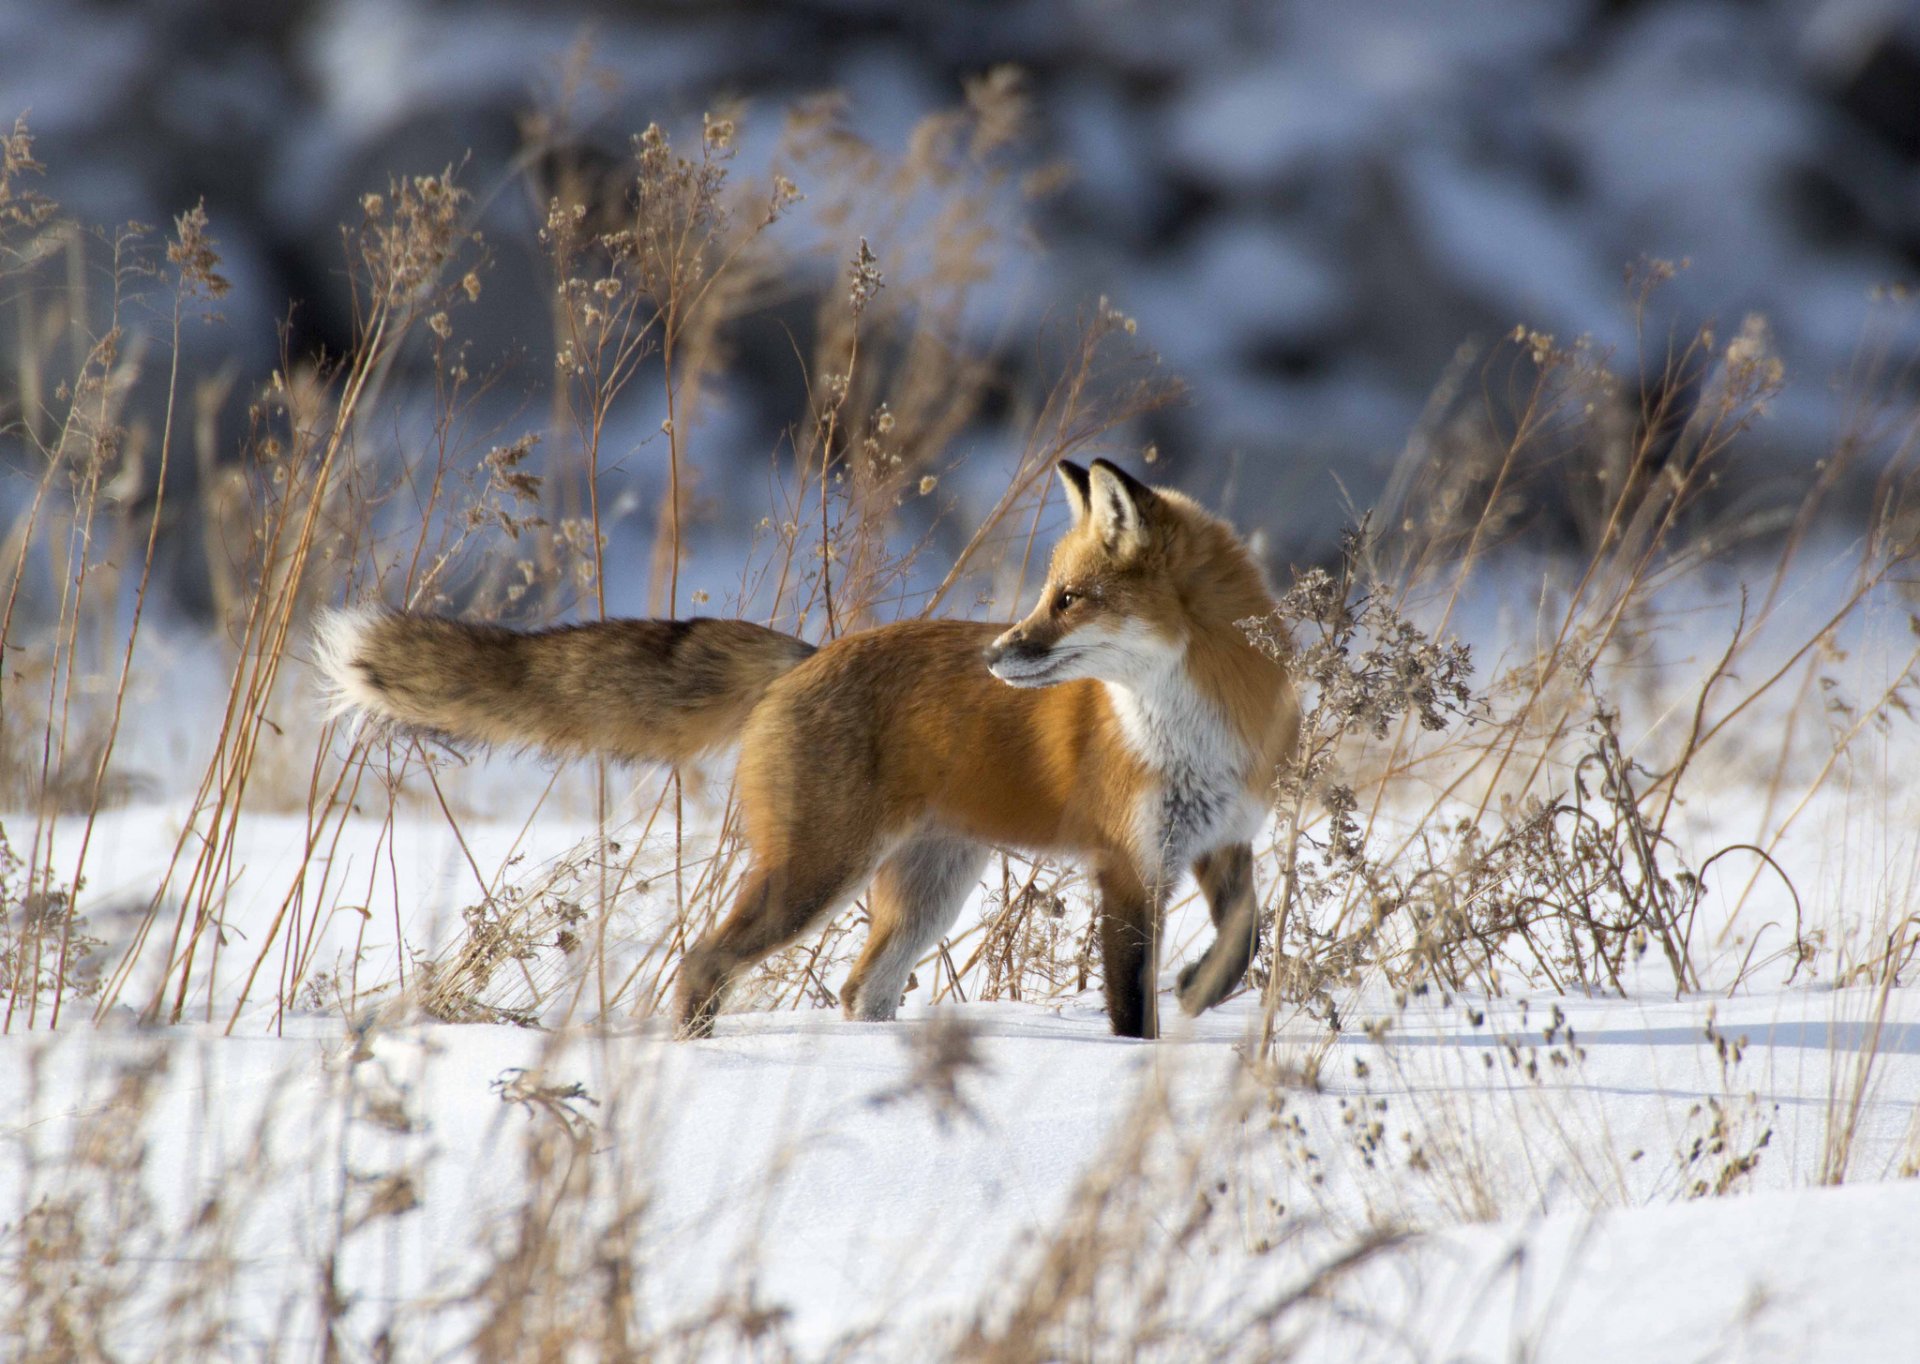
[842,836,987,1022]
[1176,842,1259,1017]
[677,859,866,1038]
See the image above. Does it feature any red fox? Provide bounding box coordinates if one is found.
[317,459,1297,1038]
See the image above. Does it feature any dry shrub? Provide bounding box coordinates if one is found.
[0,825,99,1016]
[2,77,1919,1364]
[1,95,1894,1056]
[1216,287,1920,1066]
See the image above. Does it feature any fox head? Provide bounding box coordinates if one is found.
[985,459,1268,689]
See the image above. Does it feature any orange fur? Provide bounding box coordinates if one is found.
[316,460,1297,1038]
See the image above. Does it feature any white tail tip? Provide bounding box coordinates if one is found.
[313,605,391,720]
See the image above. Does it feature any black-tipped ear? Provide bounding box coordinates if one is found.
[1088,459,1157,510]
[1086,460,1153,557]
[1056,461,1092,525]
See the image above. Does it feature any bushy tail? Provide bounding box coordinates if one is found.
[315,608,815,766]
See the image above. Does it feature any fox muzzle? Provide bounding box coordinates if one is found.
[984,628,1061,684]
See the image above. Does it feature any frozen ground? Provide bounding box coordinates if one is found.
[5,968,1917,1359]
[5,775,1918,1360]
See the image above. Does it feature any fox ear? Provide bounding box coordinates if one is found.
[1087,460,1154,557]
[1056,461,1092,525]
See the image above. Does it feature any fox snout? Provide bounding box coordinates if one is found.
[983,627,1058,686]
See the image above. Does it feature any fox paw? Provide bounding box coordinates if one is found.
[675,1012,717,1041]
[1175,952,1240,1017]
[1175,958,1207,1015]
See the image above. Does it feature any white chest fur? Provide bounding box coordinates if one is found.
[1105,673,1260,881]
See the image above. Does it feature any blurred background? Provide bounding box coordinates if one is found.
[4,0,1919,618]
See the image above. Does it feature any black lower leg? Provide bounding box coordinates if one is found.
[676,946,732,1038]
[1097,878,1159,1039]
[1178,843,1259,1015]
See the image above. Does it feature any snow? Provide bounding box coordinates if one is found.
[6,954,1916,1357]
[7,1,1920,1347]
[5,541,1918,1358]
[1397,151,1626,346]
[1128,215,1350,358]
[1323,1177,1920,1361]
[6,766,1919,1358]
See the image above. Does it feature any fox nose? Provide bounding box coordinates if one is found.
[982,628,1026,672]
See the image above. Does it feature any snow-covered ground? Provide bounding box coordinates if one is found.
[5,964,1917,1359]
[5,755,1918,1360]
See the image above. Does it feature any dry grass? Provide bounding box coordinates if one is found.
[2,72,1919,1361]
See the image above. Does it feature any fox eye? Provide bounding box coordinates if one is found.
[1054,588,1079,611]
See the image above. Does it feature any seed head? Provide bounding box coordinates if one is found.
[849,237,884,315]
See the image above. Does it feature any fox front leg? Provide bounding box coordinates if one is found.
[1094,862,1162,1039]
[1176,842,1259,1016]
